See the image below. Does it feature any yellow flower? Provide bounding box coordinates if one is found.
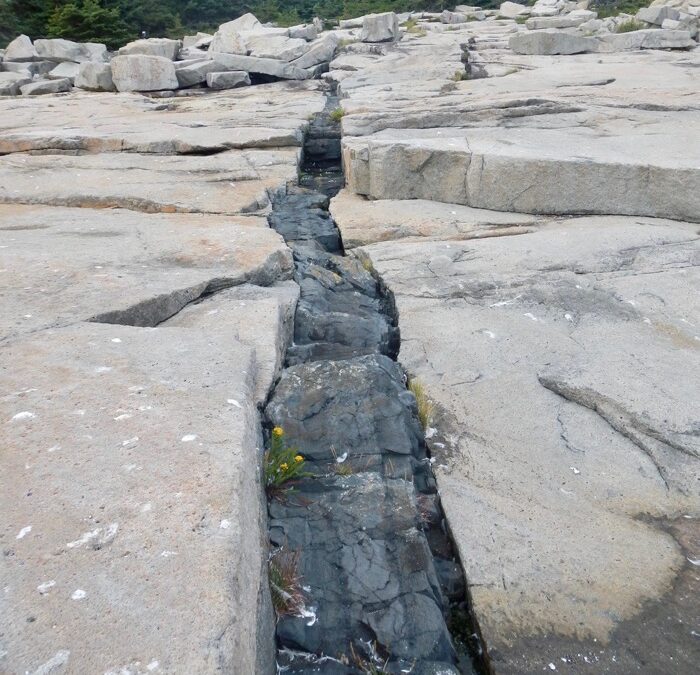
[272,426,284,437]
[280,462,289,471]
[294,455,303,463]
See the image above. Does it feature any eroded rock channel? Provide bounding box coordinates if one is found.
[264,92,487,674]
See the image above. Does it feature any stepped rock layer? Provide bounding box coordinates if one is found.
[331,14,699,675]
[0,83,324,674]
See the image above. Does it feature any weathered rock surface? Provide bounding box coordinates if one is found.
[111,54,179,92]
[206,70,251,90]
[20,77,72,96]
[0,310,280,674]
[0,77,324,673]
[35,38,107,63]
[75,62,115,91]
[331,12,700,674]
[0,83,324,153]
[339,34,700,222]
[118,38,182,60]
[360,12,400,42]
[339,214,700,674]
[47,61,80,82]
[4,34,37,62]
[0,72,31,96]
[509,29,597,54]
[597,27,695,50]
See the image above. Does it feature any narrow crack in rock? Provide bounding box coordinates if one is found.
[263,86,489,675]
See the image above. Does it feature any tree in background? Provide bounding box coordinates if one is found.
[46,0,131,48]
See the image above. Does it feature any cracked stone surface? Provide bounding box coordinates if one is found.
[329,22,700,672]
[340,214,700,674]
[337,25,700,221]
[0,82,319,673]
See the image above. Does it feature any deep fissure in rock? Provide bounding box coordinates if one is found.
[263,88,490,674]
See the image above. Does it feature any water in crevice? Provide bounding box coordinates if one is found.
[263,88,489,675]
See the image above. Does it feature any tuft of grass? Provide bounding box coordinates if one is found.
[515,16,528,24]
[349,642,391,674]
[408,378,435,430]
[616,18,645,32]
[330,445,353,476]
[269,548,305,616]
[329,107,345,122]
[452,69,466,81]
[403,18,427,36]
[264,426,311,500]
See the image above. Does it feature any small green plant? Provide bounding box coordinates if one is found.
[515,16,528,24]
[269,548,305,616]
[616,19,645,32]
[452,69,466,81]
[409,379,435,430]
[264,426,310,499]
[329,107,345,122]
[403,18,427,37]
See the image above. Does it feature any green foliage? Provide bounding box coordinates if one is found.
[269,548,306,616]
[1,0,505,48]
[615,18,645,32]
[329,107,345,122]
[592,0,649,19]
[47,0,131,49]
[264,426,311,498]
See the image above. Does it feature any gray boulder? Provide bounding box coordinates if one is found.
[662,17,699,38]
[182,32,212,49]
[110,54,179,92]
[175,60,223,87]
[204,53,310,80]
[360,12,400,42]
[47,61,80,83]
[75,62,115,91]
[637,5,681,25]
[509,29,597,54]
[4,35,38,62]
[35,38,107,63]
[288,23,318,41]
[499,1,531,18]
[206,71,251,90]
[0,72,31,95]
[246,35,309,61]
[290,34,339,69]
[2,60,55,76]
[441,10,468,23]
[526,15,590,29]
[20,77,72,95]
[118,38,182,60]
[597,28,694,51]
[209,12,262,54]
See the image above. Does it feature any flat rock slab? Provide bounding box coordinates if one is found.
[350,213,700,673]
[342,119,700,221]
[1,318,275,674]
[0,149,299,215]
[0,84,326,154]
[0,204,292,341]
[330,188,541,247]
[337,33,700,222]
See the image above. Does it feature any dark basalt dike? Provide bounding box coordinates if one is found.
[263,91,487,674]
